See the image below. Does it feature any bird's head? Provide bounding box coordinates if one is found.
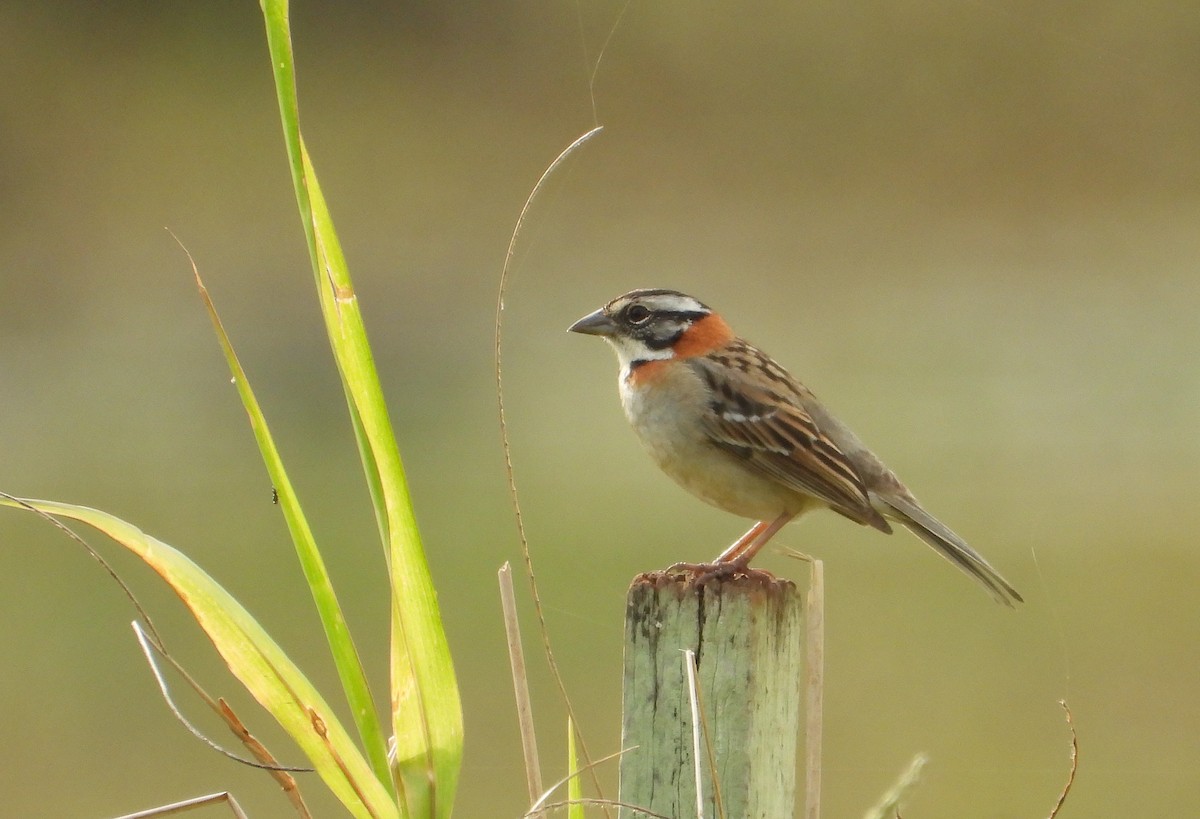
[568,289,734,369]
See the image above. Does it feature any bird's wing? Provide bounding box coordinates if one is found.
[689,347,891,532]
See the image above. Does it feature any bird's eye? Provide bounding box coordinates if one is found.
[625,304,652,325]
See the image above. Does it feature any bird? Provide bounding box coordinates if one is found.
[568,288,1022,606]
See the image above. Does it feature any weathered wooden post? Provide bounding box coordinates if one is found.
[619,571,804,818]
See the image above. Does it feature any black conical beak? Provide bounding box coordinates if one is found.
[567,308,617,337]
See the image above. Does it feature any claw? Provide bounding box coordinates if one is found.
[664,559,775,585]
[665,560,718,574]
[694,561,746,584]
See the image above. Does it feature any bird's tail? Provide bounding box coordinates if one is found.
[876,493,1023,607]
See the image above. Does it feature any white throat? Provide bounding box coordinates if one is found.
[605,335,674,382]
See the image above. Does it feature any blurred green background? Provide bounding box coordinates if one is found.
[2,1,1197,816]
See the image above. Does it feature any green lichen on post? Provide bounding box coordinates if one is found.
[619,572,804,819]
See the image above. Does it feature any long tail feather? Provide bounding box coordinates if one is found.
[876,494,1023,607]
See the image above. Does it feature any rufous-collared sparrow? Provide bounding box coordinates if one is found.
[569,288,1022,606]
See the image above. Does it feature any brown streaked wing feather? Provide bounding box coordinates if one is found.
[690,350,890,531]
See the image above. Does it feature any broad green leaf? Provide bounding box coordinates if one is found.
[1,497,399,819]
[260,2,463,815]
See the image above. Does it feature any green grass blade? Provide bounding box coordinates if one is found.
[303,131,462,819]
[259,0,314,262]
[193,268,394,793]
[0,497,399,819]
[567,718,583,819]
[259,3,463,815]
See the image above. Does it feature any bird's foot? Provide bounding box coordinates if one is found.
[665,559,774,585]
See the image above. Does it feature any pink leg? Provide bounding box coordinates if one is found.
[665,512,796,581]
[714,520,771,562]
[716,512,795,565]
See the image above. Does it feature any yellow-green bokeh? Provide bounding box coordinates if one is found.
[1,3,1196,817]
